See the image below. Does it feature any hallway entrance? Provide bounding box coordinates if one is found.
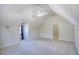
[53,24,59,40]
[20,23,29,40]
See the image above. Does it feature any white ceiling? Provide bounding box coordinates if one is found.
[49,4,79,25]
[1,4,32,13]
[0,4,55,26]
[1,4,79,26]
[57,4,79,22]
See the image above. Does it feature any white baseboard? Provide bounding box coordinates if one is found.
[0,41,19,48]
[59,39,74,42]
[38,37,74,42]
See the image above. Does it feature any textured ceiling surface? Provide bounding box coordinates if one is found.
[58,4,79,22]
[1,4,78,26]
[48,4,79,25]
[0,4,55,26]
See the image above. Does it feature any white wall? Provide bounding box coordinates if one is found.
[40,15,74,41]
[75,22,79,53]
[29,24,40,40]
[0,25,20,48]
[49,4,76,25]
[23,23,29,40]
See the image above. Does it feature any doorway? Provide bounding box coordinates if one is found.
[53,24,59,40]
[21,24,24,40]
[20,23,29,40]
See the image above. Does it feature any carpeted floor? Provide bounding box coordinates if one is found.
[0,38,78,55]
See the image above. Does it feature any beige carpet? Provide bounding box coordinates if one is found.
[0,38,78,55]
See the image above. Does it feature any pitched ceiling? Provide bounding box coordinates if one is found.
[0,4,78,27]
[48,4,78,25]
[0,4,55,26]
[57,4,79,23]
[1,4,32,13]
